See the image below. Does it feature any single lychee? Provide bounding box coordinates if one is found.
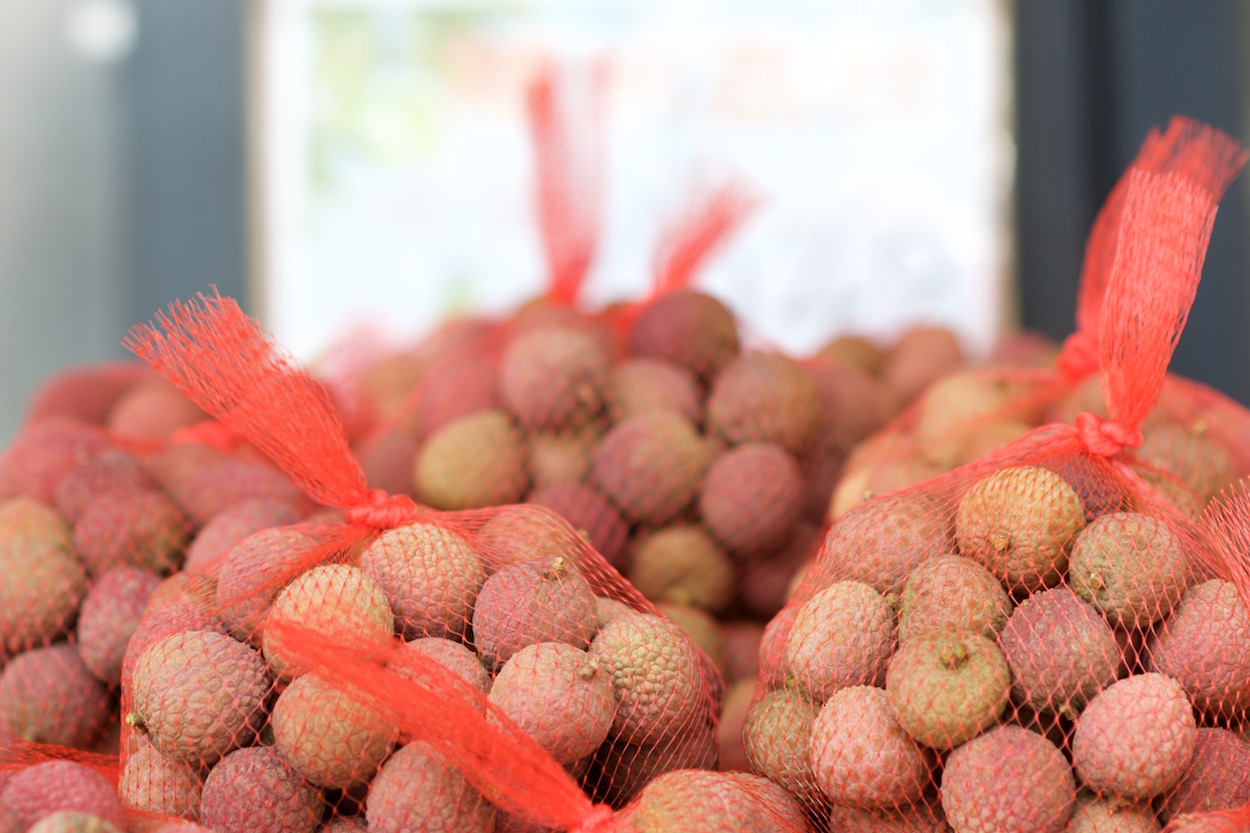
[390,636,490,695]
[527,426,600,488]
[77,566,163,685]
[1156,728,1250,823]
[757,606,798,689]
[734,521,820,620]
[108,378,207,439]
[999,587,1121,718]
[881,324,965,405]
[527,481,629,569]
[118,736,203,820]
[624,769,807,833]
[1073,672,1198,800]
[785,581,896,700]
[940,725,1075,833]
[817,491,951,598]
[1135,420,1238,504]
[830,455,945,522]
[914,371,1036,468]
[501,327,611,431]
[472,556,598,669]
[271,672,397,789]
[488,641,615,764]
[591,412,710,525]
[0,419,110,504]
[53,447,156,524]
[406,352,499,439]
[955,465,1086,593]
[705,352,821,455]
[0,497,85,655]
[144,443,304,527]
[955,418,1036,467]
[73,489,189,576]
[627,525,733,612]
[1138,470,1204,522]
[806,354,898,454]
[1146,580,1250,722]
[655,603,727,681]
[0,645,110,748]
[608,358,703,426]
[182,499,302,575]
[0,761,127,831]
[628,289,741,384]
[819,333,886,375]
[809,685,932,810]
[128,629,272,766]
[1069,512,1190,629]
[589,613,706,744]
[215,526,332,642]
[473,504,588,572]
[886,631,1011,749]
[699,443,804,557]
[365,741,495,833]
[1065,794,1160,833]
[898,554,1012,642]
[262,563,395,680]
[200,746,323,833]
[595,596,636,629]
[589,721,719,810]
[414,409,529,510]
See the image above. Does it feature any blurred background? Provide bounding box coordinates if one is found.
[1,0,1246,443]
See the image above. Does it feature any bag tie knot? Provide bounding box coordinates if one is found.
[346,488,420,530]
[1057,331,1100,380]
[171,419,243,452]
[1075,411,1143,457]
[571,804,616,833]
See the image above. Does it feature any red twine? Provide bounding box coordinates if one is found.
[345,488,421,530]
[1056,331,1100,380]
[571,804,616,833]
[1074,411,1143,457]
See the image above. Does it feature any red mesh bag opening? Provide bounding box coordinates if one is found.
[747,160,1249,832]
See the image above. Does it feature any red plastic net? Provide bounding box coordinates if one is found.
[747,151,1250,831]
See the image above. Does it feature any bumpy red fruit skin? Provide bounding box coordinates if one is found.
[786,581,897,700]
[77,566,162,685]
[0,419,110,504]
[73,489,190,576]
[627,289,741,384]
[705,352,822,455]
[0,761,127,831]
[1158,728,1250,823]
[590,412,710,525]
[527,481,629,569]
[472,558,598,670]
[53,448,156,524]
[0,498,85,656]
[0,645,111,748]
[366,741,495,833]
[144,443,304,526]
[200,746,324,833]
[699,443,804,557]
[182,499,302,575]
[118,736,204,820]
[501,327,611,431]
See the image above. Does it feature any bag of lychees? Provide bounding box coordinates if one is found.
[746,150,1246,832]
[92,291,807,833]
[832,116,1250,527]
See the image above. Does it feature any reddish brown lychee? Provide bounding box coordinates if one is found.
[501,327,611,431]
[0,645,110,748]
[365,741,495,833]
[527,426,599,488]
[214,526,331,642]
[706,352,821,455]
[628,289,741,384]
[406,352,499,439]
[0,761,127,831]
[608,358,703,426]
[527,481,630,569]
[0,419,110,504]
[590,412,710,525]
[898,554,1012,642]
[108,378,207,440]
[73,488,189,576]
[472,557,598,670]
[200,746,323,833]
[786,581,896,700]
[119,736,203,820]
[143,443,303,526]
[589,721,719,808]
[0,497,85,655]
[699,443,804,557]
[52,447,156,524]
[390,637,491,695]
[881,324,965,405]
[473,504,588,572]
[817,491,951,598]
[25,362,148,427]
[182,499,302,575]
[77,566,163,685]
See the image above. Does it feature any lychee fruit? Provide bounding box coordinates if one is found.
[742,685,820,799]
[809,685,932,810]
[0,419,110,504]
[999,587,1121,718]
[914,371,1035,468]
[786,580,897,700]
[955,418,1036,467]
[128,629,272,766]
[881,324,965,405]
[406,352,499,439]
[1146,579,1250,722]
[720,622,763,685]
[955,464,1086,593]
[735,521,821,620]
[886,631,1011,749]
[365,741,495,833]
[654,603,727,681]
[589,613,706,744]
[940,725,1075,833]
[200,745,323,833]
[473,505,588,572]
[0,645,110,748]
[819,333,886,375]
[25,811,122,833]
[77,566,163,685]
[182,499,302,575]
[1064,794,1160,833]
[623,769,807,833]
[595,596,636,629]
[73,488,189,576]
[108,378,207,439]
[53,447,156,524]
[118,736,203,820]
[501,327,610,431]
[262,563,395,680]
[824,802,951,833]
[705,352,821,455]
[0,497,85,655]
[144,443,304,527]
[25,362,147,427]
[608,358,703,426]
[414,409,529,509]
[626,525,733,613]
[699,443,804,557]
[526,426,599,488]
[589,720,719,808]
[471,556,597,669]
[527,481,629,569]
[806,354,898,454]
[590,412,709,525]
[387,638,489,702]
[1157,728,1250,823]
[0,761,126,831]
[628,289,740,384]
[898,554,1012,642]
[1135,420,1239,504]
[1073,672,1198,800]
[358,521,484,640]
[1069,512,1190,629]
[214,526,333,641]
[271,672,397,789]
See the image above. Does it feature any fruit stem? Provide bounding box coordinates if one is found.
[579,657,601,680]
[939,642,970,669]
[124,712,148,735]
[544,557,567,581]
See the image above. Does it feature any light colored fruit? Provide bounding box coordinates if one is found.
[914,371,1032,468]
[898,554,1012,641]
[1069,512,1190,628]
[415,409,529,510]
[955,418,1035,467]
[0,761,127,831]
[488,641,615,765]
[200,746,323,833]
[1157,728,1250,823]
[77,566,162,684]
[590,412,710,525]
[366,741,494,833]
[882,325,965,405]
[940,725,1075,833]
[955,465,1085,592]
[809,685,931,809]
[359,521,484,640]
[628,289,740,384]
[129,629,272,766]
[390,637,490,695]
[472,557,598,670]
[743,686,820,798]
[624,769,807,833]
[706,352,821,455]
[655,603,727,681]
[1073,673,1198,800]
[609,358,702,425]
[818,492,951,598]
[119,736,203,820]
[999,587,1121,717]
[0,497,85,655]
[627,525,733,612]
[786,581,896,699]
[1065,794,1159,833]
[26,812,121,833]
[0,645,110,748]
[886,632,1010,749]
[699,443,804,557]
[525,427,598,488]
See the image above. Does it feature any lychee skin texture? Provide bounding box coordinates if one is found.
[0,497,86,655]
[212,526,327,642]
[589,613,705,744]
[786,581,897,700]
[0,761,127,831]
[955,465,1086,593]
[706,352,822,455]
[898,554,1012,642]
[1147,579,1250,721]
[940,725,1076,833]
[501,327,610,431]
[358,521,485,640]
[366,741,495,833]
[53,447,156,524]
[182,499,302,575]
[589,721,719,808]
[72,489,191,576]
[26,811,122,833]
[77,566,163,685]
[488,641,615,765]
[809,685,931,810]
[130,629,272,767]
[414,409,529,510]
[271,672,396,789]
[608,358,703,426]
[699,443,804,557]
[1064,795,1160,833]
[200,746,323,833]
[885,631,1011,750]
[590,412,710,526]
[999,587,1121,718]
[824,802,951,833]
[1068,512,1190,629]
[0,419,110,505]
[0,645,110,748]
[1135,421,1238,504]
[627,289,741,384]
[472,558,599,670]
[1158,728,1250,823]
[527,481,629,569]
[1073,672,1198,801]
[627,769,807,833]
[742,687,820,799]
[391,637,491,695]
[627,524,734,613]
[473,504,588,571]
[118,738,203,821]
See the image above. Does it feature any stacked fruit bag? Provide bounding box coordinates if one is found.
[744,134,1250,832]
[832,116,1250,525]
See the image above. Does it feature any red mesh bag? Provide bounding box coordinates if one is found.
[831,116,1250,524]
[92,292,807,832]
[747,157,1246,832]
